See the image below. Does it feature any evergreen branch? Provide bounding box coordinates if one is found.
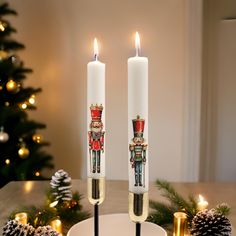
[156,179,193,214]
[148,200,177,226]
[214,203,231,216]
[0,3,17,15]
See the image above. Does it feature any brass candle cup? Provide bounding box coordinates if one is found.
[173,212,188,236]
[50,219,62,234]
[15,212,28,225]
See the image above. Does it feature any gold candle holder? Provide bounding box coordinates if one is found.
[15,212,28,225]
[50,219,62,234]
[173,212,188,236]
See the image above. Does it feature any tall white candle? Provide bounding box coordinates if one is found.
[87,38,105,179]
[128,32,148,194]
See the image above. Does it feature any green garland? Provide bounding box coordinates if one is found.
[147,179,231,232]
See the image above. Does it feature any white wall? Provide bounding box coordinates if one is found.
[8,0,187,181]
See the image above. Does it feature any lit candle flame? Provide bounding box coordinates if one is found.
[199,194,204,202]
[94,38,99,61]
[135,31,141,56]
[198,194,209,211]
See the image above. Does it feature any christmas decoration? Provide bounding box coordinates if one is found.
[3,220,35,236]
[34,225,60,236]
[3,220,59,236]
[148,179,232,234]
[18,145,30,159]
[190,209,232,236]
[32,134,43,143]
[0,49,8,60]
[0,126,9,143]
[50,169,73,202]
[9,170,90,234]
[6,79,18,93]
[0,2,54,187]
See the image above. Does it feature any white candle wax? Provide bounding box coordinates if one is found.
[128,32,148,194]
[87,39,105,179]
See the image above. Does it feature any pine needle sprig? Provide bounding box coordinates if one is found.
[148,179,198,228]
[215,203,231,216]
[148,200,177,226]
[156,179,197,219]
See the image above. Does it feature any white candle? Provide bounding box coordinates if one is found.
[128,32,148,194]
[197,194,208,211]
[87,38,105,179]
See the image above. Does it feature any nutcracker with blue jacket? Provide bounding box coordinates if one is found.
[129,115,147,187]
[88,104,105,174]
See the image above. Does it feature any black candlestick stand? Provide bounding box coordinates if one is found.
[136,222,141,236]
[94,203,99,236]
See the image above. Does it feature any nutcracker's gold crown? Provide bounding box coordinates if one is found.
[90,104,103,111]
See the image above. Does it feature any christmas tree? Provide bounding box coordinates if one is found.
[0,3,54,187]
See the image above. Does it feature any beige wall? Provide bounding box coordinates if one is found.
[201,0,236,181]
[8,0,187,181]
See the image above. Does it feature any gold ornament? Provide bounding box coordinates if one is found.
[18,146,30,158]
[6,80,18,93]
[0,50,8,60]
[32,134,43,143]
[0,86,3,90]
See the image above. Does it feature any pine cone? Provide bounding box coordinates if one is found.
[3,220,35,236]
[34,225,60,236]
[191,209,232,236]
[50,169,72,202]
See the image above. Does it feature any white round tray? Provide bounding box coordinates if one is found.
[67,213,167,236]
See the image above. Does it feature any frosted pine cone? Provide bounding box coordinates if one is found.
[191,209,232,236]
[2,220,34,236]
[34,225,60,236]
[50,169,72,202]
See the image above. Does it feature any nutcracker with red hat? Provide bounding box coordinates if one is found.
[88,104,105,174]
[129,115,147,187]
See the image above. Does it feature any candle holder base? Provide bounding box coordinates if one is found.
[67,213,167,236]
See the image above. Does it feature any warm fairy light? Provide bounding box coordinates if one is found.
[35,171,40,177]
[94,38,99,60]
[5,159,10,165]
[24,181,33,193]
[50,200,59,208]
[21,103,27,109]
[135,31,141,56]
[197,194,209,211]
[29,95,35,105]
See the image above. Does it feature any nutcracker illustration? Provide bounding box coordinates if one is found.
[88,104,105,173]
[129,115,147,187]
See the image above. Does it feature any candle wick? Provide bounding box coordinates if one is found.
[94,54,98,61]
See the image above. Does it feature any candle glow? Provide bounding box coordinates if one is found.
[135,32,140,56]
[197,194,209,211]
[94,38,99,61]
